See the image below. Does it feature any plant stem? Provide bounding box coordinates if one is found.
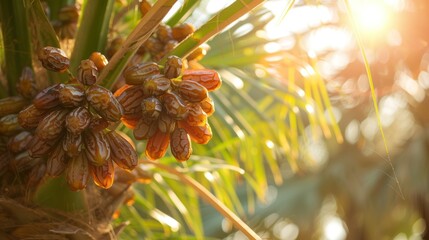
[99,0,177,90]
[165,0,199,26]
[0,0,33,96]
[160,0,264,65]
[33,176,88,216]
[70,0,115,73]
[140,160,262,240]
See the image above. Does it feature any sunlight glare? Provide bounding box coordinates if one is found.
[351,1,390,33]
[265,140,275,149]
[150,209,180,232]
[323,216,346,240]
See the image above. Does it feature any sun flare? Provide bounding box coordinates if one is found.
[351,1,391,34]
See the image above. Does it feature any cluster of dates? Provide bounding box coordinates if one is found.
[17,47,138,191]
[0,67,47,195]
[116,55,221,161]
[140,23,208,62]
[51,4,79,40]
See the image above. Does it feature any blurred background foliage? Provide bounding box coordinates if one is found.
[1,0,429,239]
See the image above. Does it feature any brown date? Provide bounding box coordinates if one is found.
[121,115,140,129]
[46,143,67,177]
[62,131,82,157]
[143,37,164,55]
[16,67,38,99]
[18,104,49,130]
[133,118,157,140]
[123,62,160,85]
[161,92,188,120]
[38,46,70,72]
[65,107,91,134]
[157,113,176,134]
[86,85,123,121]
[170,128,192,161]
[178,121,212,144]
[177,80,208,103]
[186,104,207,126]
[89,52,108,71]
[182,69,221,91]
[199,97,215,116]
[172,23,195,42]
[77,59,98,86]
[145,129,170,160]
[66,152,89,191]
[88,116,109,132]
[84,130,110,166]
[9,152,42,172]
[59,84,85,107]
[27,163,47,187]
[141,97,162,119]
[27,135,55,158]
[0,96,29,117]
[91,158,115,189]
[7,131,33,153]
[157,24,172,43]
[58,5,79,23]
[35,109,69,141]
[116,85,146,117]
[142,74,170,96]
[33,83,63,110]
[0,114,22,136]
[164,55,183,79]
[106,37,124,59]
[106,130,138,170]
